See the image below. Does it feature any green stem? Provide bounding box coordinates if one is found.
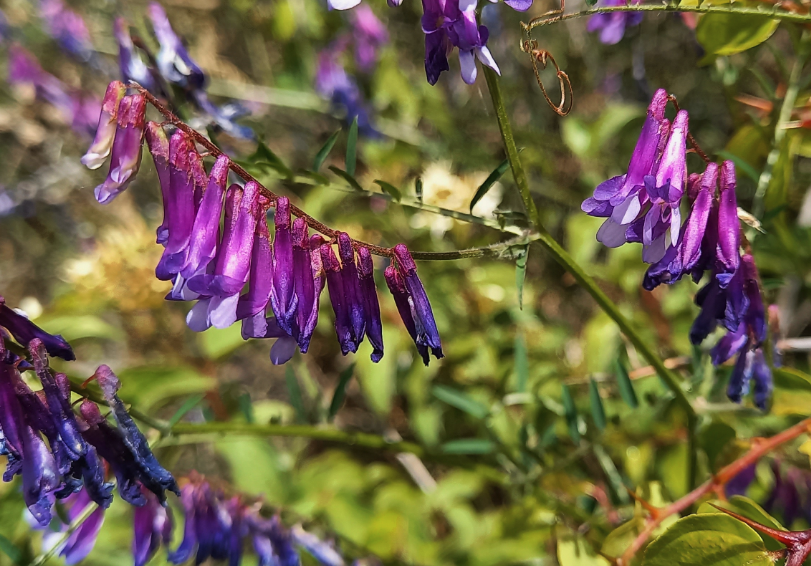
[752,31,811,219]
[524,4,811,30]
[483,68,698,483]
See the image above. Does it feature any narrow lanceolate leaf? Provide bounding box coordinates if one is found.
[515,245,529,310]
[615,359,638,409]
[432,385,489,419]
[329,166,364,191]
[0,533,22,564]
[313,129,341,171]
[328,363,355,421]
[415,177,423,203]
[470,157,510,213]
[561,383,580,443]
[285,365,306,423]
[166,393,207,428]
[440,438,496,455]
[374,180,402,201]
[589,378,607,431]
[515,332,528,393]
[345,116,359,177]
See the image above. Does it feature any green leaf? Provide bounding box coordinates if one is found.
[588,378,607,431]
[558,535,609,566]
[715,151,760,183]
[470,157,510,213]
[432,385,489,419]
[440,438,496,455]
[198,324,245,360]
[515,244,529,310]
[166,393,207,428]
[238,392,255,424]
[615,359,638,409]
[696,15,779,59]
[242,140,293,179]
[415,177,423,202]
[328,363,355,421]
[698,497,785,552]
[374,179,402,201]
[514,332,528,393]
[329,166,364,191]
[313,129,341,171]
[642,514,770,566]
[0,533,21,564]
[584,0,599,6]
[285,365,306,423]
[345,116,358,177]
[561,383,580,443]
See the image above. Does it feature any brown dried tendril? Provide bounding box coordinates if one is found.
[520,39,573,116]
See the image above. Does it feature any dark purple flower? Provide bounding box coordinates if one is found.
[39,0,93,61]
[448,0,500,84]
[40,489,106,565]
[237,198,274,337]
[169,479,235,566]
[725,464,756,498]
[384,265,429,365]
[246,514,300,566]
[0,299,75,360]
[94,94,147,204]
[338,233,366,349]
[270,197,297,335]
[145,122,172,245]
[148,2,206,90]
[393,244,443,361]
[587,0,643,45]
[358,248,384,362]
[315,52,377,136]
[291,219,321,353]
[351,5,388,72]
[322,243,355,355]
[134,487,174,566]
[188,90,255,140]
[114,17,157,92]
[82,81,127,169]
[717,161,741,282]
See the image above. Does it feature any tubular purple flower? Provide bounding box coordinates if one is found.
[291,525,345,566]
[351,5,388,72]
[134,488,174,566]
[114,17,156,91]
[189,150,207,211]
[384,265,430,365]
[338,233,366,348]
[292,219,319,352]
[393,244,443,360]
[450,0,500,85]
[82,81,127,169]
[270,197,297,335]
[587,0,643,45]
[155,131,197,280]
[145,123,172,245]
[717,160,741,278]
[237,204,274,337]
[681,162,718,273]
[0,300,75,360]
[358,248,384,362]
[742,253,766,345]
[182,155,229,278]
[39,0,93,61]
[43,489,106,565]
[148,2,206,90]
[321,244,355,355]
[750,348,772,410]
[94,94,146,204]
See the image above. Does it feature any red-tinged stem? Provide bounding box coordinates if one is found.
[709,505,810,545]
[618,416,811,565]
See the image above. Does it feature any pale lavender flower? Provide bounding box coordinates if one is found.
[587,0,643,45]
[351,5,388,71]
[94,94,147,204]
[82,81,127,169]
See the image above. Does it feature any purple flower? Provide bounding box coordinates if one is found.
[291,219,322,353]
[717,160,741,282]
[385,265,429,365]
[587,0,643,45]
[315,52,377,136]
[94,94,147,204]
[237,198,274,337]
[148,2,206,90]
[725,464,756,498]
[270,197,297,335]
[145,122,172,245]
[358,248,384,362]
[351,6,388,72]
[169,479,236,565]
[134,488,174,566]
[392,244,443,361]
[0,298,75,360]
[322,243,356,355]
[338,233,366,349]
[114,17,157,92]
[82,81,127,169]
[291,525,345,566]
[39,0,94,61]
[40,489,106,565]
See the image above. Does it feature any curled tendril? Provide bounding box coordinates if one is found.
[520,39,573,116]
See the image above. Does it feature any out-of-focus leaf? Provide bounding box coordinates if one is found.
[514,332,528,393]
[558,534,609,566]
[328,363,355,421]
[641,514,770,566]
[0,533,21,564]
[217,438,289,504]
[297,169,330,185]
[698,497,784,551]
[238,391,255,424]
[470,157,510,213]
[432,385,489,419]
[167,393,206,428]
[561,383,580,443]
[285,365,306,423]
[115,366,215,412]
[329,166,364,191]
[242,140,293,179]
[415,176,423,202]
[602,518,645,559]
[588,378,607,431]
[615,359,638,409]
[374,179,402,201]
[696,15,778,59]
[313,129,341,171]
[346,116,358,177]
[440,438,496,454]
[593,444,628,503]
[34,315,124,343]
[716,151,759,182]
[198,324,245,359]
[515,244,529,309]
[699,421,736,471]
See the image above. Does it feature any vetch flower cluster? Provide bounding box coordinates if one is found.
[0,296,178,551]
[582,89,773,409]
[84,82,444,366]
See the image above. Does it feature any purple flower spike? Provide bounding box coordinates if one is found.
[182,155,229,279]
[148,2,206,90]
[358,248,384,362]
[237,204,274,334]
[717,160,741,278]
[82,81,127,169]
[321,244,355,355]
[292,219,319,352]
[270,197,298,335]
[94,94,146,204]
[155,131,196,281]
[384,265,430,365]
[338,233,366,349]
[681,162,718,273]
[393,244,443,361]
[0,300,75,360]
[134,488,174,566]
[114,17,156,91]
[145,123,172,245]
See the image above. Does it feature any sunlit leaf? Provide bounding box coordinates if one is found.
[440,438,496,454]
[696,15,778,60]
[374,179,402,201]
[470,156,510,213]
[698,497,785,552]
[313,129,341,171]
[329,165,364,191]
[0,533,21,564]
[166,393,207,428]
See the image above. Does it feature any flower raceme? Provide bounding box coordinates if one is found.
[84,82,444,366]
[582,90,773,409]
